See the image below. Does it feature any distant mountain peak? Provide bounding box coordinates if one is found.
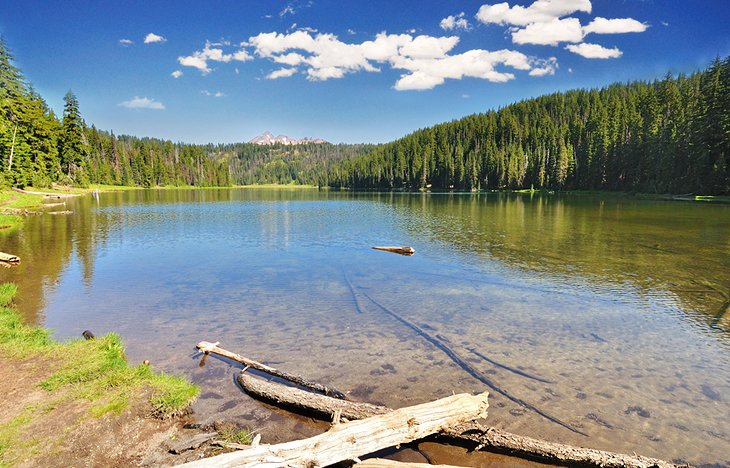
[249,131,327,146]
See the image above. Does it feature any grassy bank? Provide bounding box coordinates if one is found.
[0,283,199,465]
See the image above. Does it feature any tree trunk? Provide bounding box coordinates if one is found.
[178,391,489,468]
[8,124,17,171]
[237,372,682,468]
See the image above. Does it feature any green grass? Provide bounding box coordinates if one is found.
[0,282,200,464]
[0,190,45,233]
[218,423,253,445]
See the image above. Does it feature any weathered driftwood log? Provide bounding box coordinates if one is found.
[0,252,20,264]
[196,341,346,399]
[372,246,416,256]
[239,372,391,421]
[47,210,73,215]
[178,391,489,468]
[238,373,682,468]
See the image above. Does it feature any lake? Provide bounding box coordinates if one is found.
[2,188,729,465]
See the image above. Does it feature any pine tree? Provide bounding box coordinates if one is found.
[58,90,88,185]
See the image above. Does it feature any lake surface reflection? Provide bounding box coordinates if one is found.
[2,189,729,465]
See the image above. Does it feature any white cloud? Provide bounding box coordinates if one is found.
[144,33,166,44]
[512,17,584,45]
[118,96,165,110]
[211,30,548,90]
[566,42,622,59]
[178,41,252,74]
[583,17,647,35]
[661,21,669,27]
[201,90,225,97]
[280,4,296,17]
[119,38,133,47]
[476,1,647,51]
[267,68,298,79]
[529,56,558,76]
[476,0,591,26]
[171,70,183,78]
[347,29,356,35]
[440,12,471,31]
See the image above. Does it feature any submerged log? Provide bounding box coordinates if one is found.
[196,341,346,399]
[359,291,585,436]
[238,372,390,421]
[372,246,416,256]
[0,252,20,264]
[179,391,489,468]
[238,372,682,468]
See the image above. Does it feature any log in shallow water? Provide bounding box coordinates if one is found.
[196,341,346,399]
[179,389,489,468]
[237,372,683,468]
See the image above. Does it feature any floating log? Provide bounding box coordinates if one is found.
[0,252,20,264]
[47,210,73,215]
[178,391,489,468]
[372,246,416,256]
[238,372,682,468]
[196,341,346,399]
[41,202,66,207]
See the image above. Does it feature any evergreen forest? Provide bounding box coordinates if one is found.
[1,37,728,194]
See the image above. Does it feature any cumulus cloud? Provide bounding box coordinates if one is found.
[583,17,647,35]
[267,68,298,79]
[171,70,183,78]
[566,42,622,59]
[528,56,558,76]
[119,38,133,46]
[476,0,647,52]
[512,17,584,45]
[440,12,471,31]
[118,96,165,110]
[476,0,591,26]
[144,33,166,44]
[241,30,535,90]
[178,41,252,74]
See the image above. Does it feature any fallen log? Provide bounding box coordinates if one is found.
[0,252,20,264]
[359,291,586,436]
[238,372,390,421]
[238,372,682,468]
[178,391,489,467]
[372,246,416,256]
[196,341,346,399]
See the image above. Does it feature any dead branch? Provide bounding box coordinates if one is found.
[196,341,346,399]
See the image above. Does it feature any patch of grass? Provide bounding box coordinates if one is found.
[0,283,199,419]
[0,190,45,233]
[0,406,40,466]
[218,423,253,445]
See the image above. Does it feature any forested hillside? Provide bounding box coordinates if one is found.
[329,57,730,195]
[2,34,728,194]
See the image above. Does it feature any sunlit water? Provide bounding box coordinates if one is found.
[2,189,729,466]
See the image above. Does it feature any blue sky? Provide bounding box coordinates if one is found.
[2,1,729,144]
